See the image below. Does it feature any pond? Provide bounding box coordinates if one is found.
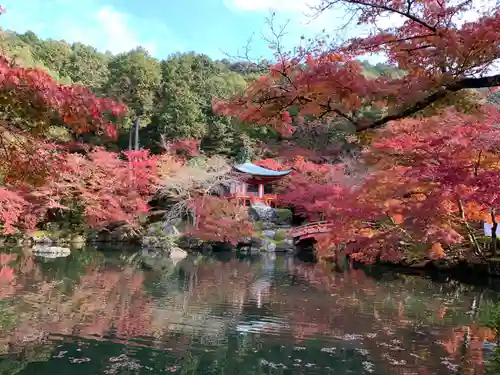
[0,246,498,374]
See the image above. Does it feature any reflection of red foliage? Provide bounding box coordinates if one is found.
[438,326,487,374]
[66,268,153,338]
[0,253,16,299]
[0,254,16,295]
[0,266,14,284]
[276,262,489,374]
[0,253,16,266]
[0,248,492,375]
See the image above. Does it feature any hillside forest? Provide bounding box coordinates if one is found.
[0,2,500,268]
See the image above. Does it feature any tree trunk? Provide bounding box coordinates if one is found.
[134,117,140,151]
[458,199,482,257]
[128,126,133,151]
[490,207,497,257]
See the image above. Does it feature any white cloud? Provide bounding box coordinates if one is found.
[60,5,159,55]
[0,0,181,57]
[96,6,156,54]
[50,4,164,55]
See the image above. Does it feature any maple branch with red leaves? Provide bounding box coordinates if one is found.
[357,73,500,132]
[217,0,500,136]
[266,107,500,263]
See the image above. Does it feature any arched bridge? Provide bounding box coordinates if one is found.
[289,221,332,243]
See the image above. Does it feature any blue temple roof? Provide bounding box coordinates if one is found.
[233,162,292,177]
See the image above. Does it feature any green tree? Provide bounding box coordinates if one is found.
[487,89,500,105]
[152,81,206,139]
[103,47,161,149]
[65,42,109,90]
[33,39,72,79]
[0,30,71,84]
[0,29,35,66]
[152,53,253,155]
[200,117,235,155]
[149,53,221,143]
[17,30,39,45]
[105,47,161,122]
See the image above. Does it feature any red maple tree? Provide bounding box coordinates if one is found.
[163,139,201,160]
[255,156,348,219]
[282,106,500,263]
[215,0,499,135]
[189,196,254,245]
[212,0,500,263]
[0,55,126,185]
[0,148,160,234]
[0,9,162,234]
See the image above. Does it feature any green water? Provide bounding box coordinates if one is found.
[0,247,498,374]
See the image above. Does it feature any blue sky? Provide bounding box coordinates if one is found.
[0,0,492,64]
[0,0,343,60]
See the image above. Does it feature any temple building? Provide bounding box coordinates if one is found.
[225,162,292,207]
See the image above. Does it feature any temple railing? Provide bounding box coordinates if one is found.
[224,193,278,206]
[290,221,331,242]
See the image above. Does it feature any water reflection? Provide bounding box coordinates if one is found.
[0,246,497,374]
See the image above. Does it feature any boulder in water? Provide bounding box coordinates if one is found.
[70,235,86,249]
[142,222,180,250]
[261,239,277,252]
[32,246,71,258]
[170,247,188,264]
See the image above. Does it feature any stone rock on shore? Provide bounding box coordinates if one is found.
[249,203,276,222]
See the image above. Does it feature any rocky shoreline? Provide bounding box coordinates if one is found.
[2,201,500,280]
[3,231,500,284]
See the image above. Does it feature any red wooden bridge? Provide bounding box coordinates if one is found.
[289,221,332,243]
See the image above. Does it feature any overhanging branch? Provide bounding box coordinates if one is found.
[355,73,500,132]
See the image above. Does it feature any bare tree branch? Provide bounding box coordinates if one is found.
[158,156,242,225]
[312,0,437,32]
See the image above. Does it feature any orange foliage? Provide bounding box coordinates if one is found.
[216,1,499,134]
[429,243,446,260]
[274,108,500,263]
[189,196,254,245]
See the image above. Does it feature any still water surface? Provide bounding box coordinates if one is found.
[0,247,498,374]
